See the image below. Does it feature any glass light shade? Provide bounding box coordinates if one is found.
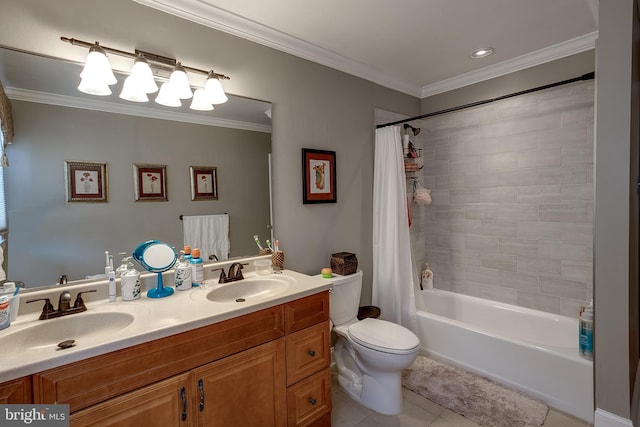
[119,75,149,102]
[80,45,117,86]
[168,63,192,99]
[78,77,112,96]
[129,56,158,94]
[155,82,181,107]
[204,74,228,104]
[190,89,214,111]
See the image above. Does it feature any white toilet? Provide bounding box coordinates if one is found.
[326,270,420,415]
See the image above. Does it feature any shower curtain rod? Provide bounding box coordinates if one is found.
[376,71,595,129]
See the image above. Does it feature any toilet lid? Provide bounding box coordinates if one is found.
[347,318,420,354]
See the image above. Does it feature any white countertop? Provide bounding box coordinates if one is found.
[0,269,332,383]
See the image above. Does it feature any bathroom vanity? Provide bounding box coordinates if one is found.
[0,265,332,426]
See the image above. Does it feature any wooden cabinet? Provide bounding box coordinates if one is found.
[70,373,192,426]
[0,376,32,404]
[0,290,331,427]
[193,339,286,426]
[284,293,331,427]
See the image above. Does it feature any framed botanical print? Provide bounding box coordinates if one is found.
[190,166,218,201]
[65,160,108,202]
[133,163,167,201]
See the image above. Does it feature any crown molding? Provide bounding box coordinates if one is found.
[132,0,596,100]
[6,87,272,133]
[421,31,598,98]
[131,0,423,97]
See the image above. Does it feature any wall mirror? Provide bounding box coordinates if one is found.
[0,46,273,288]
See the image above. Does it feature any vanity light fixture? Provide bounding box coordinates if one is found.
[470,47,495,59]
[61,36,230,110]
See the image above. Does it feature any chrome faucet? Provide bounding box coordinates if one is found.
[26,289,97,320]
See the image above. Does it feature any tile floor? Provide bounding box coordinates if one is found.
[330,372,592,427]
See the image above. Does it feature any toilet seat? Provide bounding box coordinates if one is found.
[347,318,420,355]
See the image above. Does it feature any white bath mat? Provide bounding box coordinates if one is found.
[402,355,548,427]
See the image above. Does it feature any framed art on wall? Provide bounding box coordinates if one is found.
[65,160,108,202]
[133,163,167,201]
[190,166,218,200]
[302,148,336,204]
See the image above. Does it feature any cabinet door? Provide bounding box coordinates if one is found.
[193,339,286,427]
[70,373,193,427]
[0,377,32,404]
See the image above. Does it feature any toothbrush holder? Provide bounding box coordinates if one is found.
[272,251,284,271]
[258,248,272,256]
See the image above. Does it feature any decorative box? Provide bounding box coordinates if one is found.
[331,252,358,275]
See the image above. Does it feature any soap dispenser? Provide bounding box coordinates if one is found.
[120,257,141,301]
[175,250,193,291]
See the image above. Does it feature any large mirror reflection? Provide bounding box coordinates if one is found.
[0,47,273,288]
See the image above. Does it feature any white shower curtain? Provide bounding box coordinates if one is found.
[373,125,417,331]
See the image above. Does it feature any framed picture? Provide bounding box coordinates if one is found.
[190,166,218,200]
[65,160,108,202]
[302,148,336,204]
[133,163,167,201]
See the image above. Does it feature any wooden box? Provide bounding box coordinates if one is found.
[330,252,358,276]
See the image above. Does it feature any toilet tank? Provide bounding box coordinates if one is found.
[329,270,363,326]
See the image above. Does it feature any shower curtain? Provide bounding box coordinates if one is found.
[373,125,417,331]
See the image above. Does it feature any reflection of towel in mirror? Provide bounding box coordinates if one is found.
[183,214,230,261]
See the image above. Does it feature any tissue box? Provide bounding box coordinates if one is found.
[331,252,358,275]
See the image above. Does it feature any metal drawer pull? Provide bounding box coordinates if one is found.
[308,350,316,357]
[198,378,205,411]
[309,398,317,405]
[180,387,187,421]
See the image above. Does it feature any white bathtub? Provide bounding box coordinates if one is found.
[415,289,593,422]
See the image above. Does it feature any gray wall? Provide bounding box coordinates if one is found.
[0,0,420,298]
[414,78,594,317]
[7,101,272,285]
[594,0,639,422]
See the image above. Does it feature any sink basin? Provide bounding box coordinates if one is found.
[0,312,135,353]
[206,278,290,303]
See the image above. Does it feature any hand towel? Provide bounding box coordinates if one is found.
[183,214,230,261]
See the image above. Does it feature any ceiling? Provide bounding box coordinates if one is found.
[132,0,599,98]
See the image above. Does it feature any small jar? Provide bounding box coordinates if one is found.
[0,295,10,330]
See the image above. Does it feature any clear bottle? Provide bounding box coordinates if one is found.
[120,257,141,301]
[579,301,593,360]
[190,248,204,288]
[175,250,193,291]
[115,252,129,277]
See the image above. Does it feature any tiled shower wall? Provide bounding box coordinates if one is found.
[411,80,594,317]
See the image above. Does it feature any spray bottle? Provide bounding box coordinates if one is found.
[579,300,593,360]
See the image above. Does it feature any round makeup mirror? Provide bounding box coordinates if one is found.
[133,240,177,298]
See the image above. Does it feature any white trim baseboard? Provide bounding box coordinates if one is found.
[594,409,634,427]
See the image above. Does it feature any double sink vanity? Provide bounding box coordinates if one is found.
[0,256,333,426]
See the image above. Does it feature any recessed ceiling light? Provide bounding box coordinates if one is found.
[471,47,495,59]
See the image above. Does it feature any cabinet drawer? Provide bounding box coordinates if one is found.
[285,321,330,386]
[286,367,331,427]
[284,291,329,333]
